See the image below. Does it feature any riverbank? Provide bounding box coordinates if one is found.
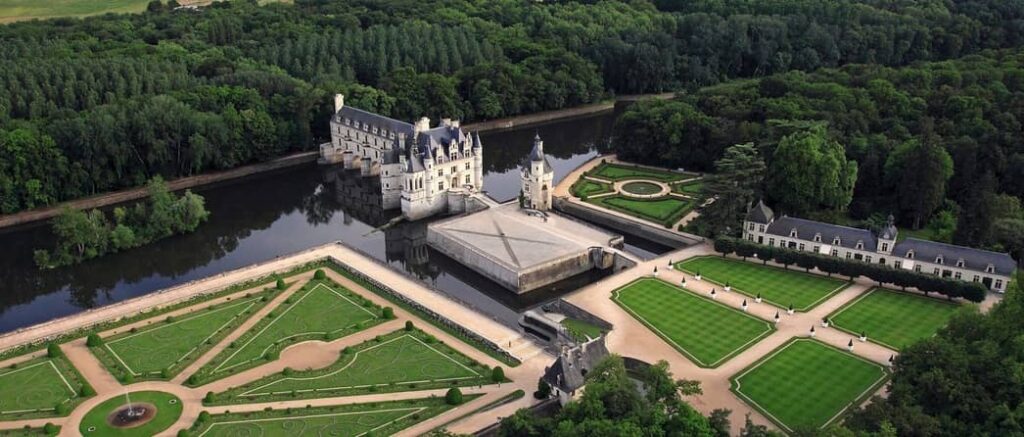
[0,93,677,230]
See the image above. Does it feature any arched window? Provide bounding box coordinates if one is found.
[906,250,915,259]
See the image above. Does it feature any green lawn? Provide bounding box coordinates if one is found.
[677,256,849,311]
[212,329,491,403]
[589,195,692,226]
[189,396,474,436]
[591,162,691,182]
[79,391,182,437]
[829,288,963,350]
[612,278,774,367]
[731,339,888,432]
[571,179,613,198]
[0,0,290,23]
[620,181,663,195]
[97,295,268,379]
[197,279,383,381]
[0,356,92,420]
[560,318,606,342]
[673,179,703,195]
[0,425,59,436]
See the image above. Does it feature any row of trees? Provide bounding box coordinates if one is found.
[33,178,209,269]
[714,237,988,302]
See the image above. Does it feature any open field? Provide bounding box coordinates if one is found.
[731,339,888,432]
[196,279,383,382]
[829,288,963,350]
[677,256,849,311]
[612,278,774,367]
[591,162,693,182]
[0,356,91,420]
[95,295,268,380]
[79,391,182,437]
[571,179,614,198]
[213,329,491,403]
[588,195,692,227]
[190,396,473,436]
[0,0,291,24]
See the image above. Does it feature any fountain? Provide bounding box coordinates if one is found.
[106,390,156,429]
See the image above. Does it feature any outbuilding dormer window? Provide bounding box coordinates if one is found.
[855,241,864,250]
[956,259,965,268]
[790,228,798,238]
[814,233,822,243]
[936,255,944,265]
[906,250,915,259]
[833,237,841,246]
[986,264,995,273]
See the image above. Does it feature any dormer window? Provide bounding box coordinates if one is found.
[855,241,864,250]
[790,228,798,238]
[986,264,995,273]
[813,233,822,243]
[906,250,915,259]
[956,258,965,268]
[833,237,841,246]
[935,255,944,265]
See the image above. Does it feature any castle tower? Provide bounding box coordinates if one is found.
[521,134,554,211]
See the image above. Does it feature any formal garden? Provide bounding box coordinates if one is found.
[730,339,889,432]
[677,256,850,311]
[78,391,182,437]
[612,278,774,367]
[571,161,702,228]
[0,353,93,420]
[208,327,498,404]
[828,288,964,350]
[190,278,386,384]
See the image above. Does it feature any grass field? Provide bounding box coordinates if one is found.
[620,181,663,195]
[591,162,691,182]
[673,179,703,195]
[571,179,613,198]
[0,0,290,23]
[677,256,849,311]
[589,195,692,226]
[96,295,268,379]
[190,396,474,436]
[197,279,383,381]
[0,425,59,436]
[829,288,963,350]
[731,339,888,431]
[0,356,92,419]
[79,391,182,437]
[613,278,774,367]
[213,329,490,403]
[560,318,606,342]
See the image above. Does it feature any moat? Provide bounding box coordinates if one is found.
[0,108,671,333]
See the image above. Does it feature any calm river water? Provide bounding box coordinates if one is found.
[0,108,670,333]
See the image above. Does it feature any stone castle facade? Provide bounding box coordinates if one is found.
[521,134,554,211]
[320,94,484,220]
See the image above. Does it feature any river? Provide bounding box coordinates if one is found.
[0,108,670,333]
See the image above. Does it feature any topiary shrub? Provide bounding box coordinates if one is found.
[203,392,215,404]
[79,385,95,397]
[43,423,58,435]
[198,410,211,422]
[121,373,134,384]
[491,366,505,382]
[404,321,414,331]
[46,343,62,359]
[534,379,552,399]
[177,430,191,437]
[314,269,326,280]
[382,307,395,319]
[86,334,104,347]
[445,388,464,405]
[276,278,286,290]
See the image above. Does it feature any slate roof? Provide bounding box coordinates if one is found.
[894,238,1017,276]
[766,216,877,251]
[542,336,609,393]
[746,200,775,224]
[335,106,415,138]
[522,134,554,174]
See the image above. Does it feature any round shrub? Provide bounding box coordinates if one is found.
[46,343,62,359]
[491,366,505,382]
[276,278,286,290]
[86,334,104,347]
[382,307,395,319]
[203,392,215,404]
[43,423,58,435]
[445,388,464,405]
[314,269,326,280]
[404,321,414,331]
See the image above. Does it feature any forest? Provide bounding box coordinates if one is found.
[2,0,1024,215]
[616,50,1024,259]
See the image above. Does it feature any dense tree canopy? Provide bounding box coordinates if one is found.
[766,125,857,215]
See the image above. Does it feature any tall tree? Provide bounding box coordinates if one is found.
[693,142,766,236]
[766,125,857,215]
[884,135,954,229]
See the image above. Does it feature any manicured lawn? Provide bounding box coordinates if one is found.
[591,162,691,182]
[620,181,663,195]
[673,179,703,195]
[829,288,963,350]
[0,0,150,23]
[189,396,474,436]
[197,279,383,381]
[731,339,888,432]
[79,391,182,437]
[0,356,92,419]
[589,195,692,226]
[97,295,267,379]
[213,329,490,403]
[560,318,606,342]
[571,179,613,198]
[613,278,774,367]
[677,256,848,311]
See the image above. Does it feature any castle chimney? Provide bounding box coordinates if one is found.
[441,118,452,127]
[451,120,460,128]
[414,117,430,133]
[334,94,345,113]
